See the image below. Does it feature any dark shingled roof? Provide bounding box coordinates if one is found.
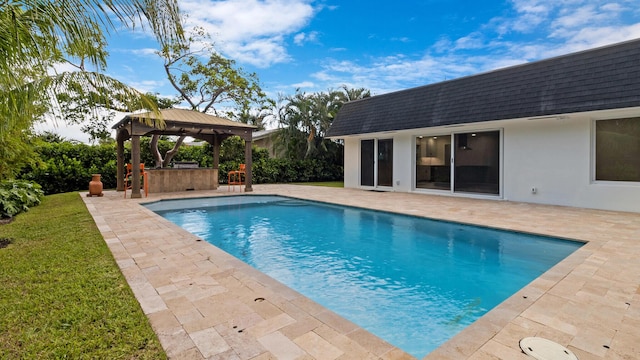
[327,39,640,137]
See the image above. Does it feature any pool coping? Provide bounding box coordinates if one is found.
[82,185,640,359]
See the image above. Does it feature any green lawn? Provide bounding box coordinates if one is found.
[0,193,165,359]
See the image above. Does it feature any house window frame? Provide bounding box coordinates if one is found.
[592,117,640,184]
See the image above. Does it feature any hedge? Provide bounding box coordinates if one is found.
[19,139,343,195]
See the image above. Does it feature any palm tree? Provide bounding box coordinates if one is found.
[339,85,371,102]
[276,86,370,159]
[0,0,184,179]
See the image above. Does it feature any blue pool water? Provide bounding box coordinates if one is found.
[146,195,583,358]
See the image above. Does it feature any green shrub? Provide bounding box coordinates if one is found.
[0,180,44,218]
[20,136,343,194]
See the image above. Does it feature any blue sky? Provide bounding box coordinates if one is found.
[42,0,640,141]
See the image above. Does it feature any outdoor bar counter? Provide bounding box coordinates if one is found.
[146,168,219,193]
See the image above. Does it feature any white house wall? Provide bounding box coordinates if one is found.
[503,117,592,207]
[341,110,640,213]
[343,137,360,188]
[393,133,413,192]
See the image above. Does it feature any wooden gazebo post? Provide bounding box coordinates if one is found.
[116,129,126,191]
[212,135,220,190]
[130,135,142,198]
[243,136,253,192]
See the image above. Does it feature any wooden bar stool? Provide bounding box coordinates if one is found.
[124,163,148,197]
[227,164,245,192]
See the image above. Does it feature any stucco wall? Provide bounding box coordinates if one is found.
[343,137,360,188]
[340,111,640,213]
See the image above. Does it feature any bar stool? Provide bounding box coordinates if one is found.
[227,164,245,192]
[124,163,148,197]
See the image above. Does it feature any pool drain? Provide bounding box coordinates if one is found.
[519,337,578,360]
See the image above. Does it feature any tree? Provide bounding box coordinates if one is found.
[80,111,116,145]
[159,27,269,116]
[148,27,271,167]
[145,92,181,110]
[277,86,370,159]
[34,131,67,144]
[338,85,371,102]
[0,0,184,179]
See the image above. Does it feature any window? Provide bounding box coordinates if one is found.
[595,118,640,182]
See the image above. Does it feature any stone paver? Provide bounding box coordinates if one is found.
[82,184,640,359]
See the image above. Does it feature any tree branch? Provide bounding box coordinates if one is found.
[164,61,197,110]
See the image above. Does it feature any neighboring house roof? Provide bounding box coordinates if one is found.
[252,128,280,141]
[327,39,640,137]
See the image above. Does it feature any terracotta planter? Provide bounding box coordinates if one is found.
[87,174,104,197]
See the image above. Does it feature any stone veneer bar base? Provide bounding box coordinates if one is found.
[147,168,218,193]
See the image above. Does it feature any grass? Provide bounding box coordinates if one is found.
[0,193,166,359]
[293,181,344,187]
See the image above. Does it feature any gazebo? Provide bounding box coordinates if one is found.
[112,108,256,198]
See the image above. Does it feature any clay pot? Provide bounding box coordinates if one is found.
[87,174,104,197]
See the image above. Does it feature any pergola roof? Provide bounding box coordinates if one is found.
[112,108,256,141]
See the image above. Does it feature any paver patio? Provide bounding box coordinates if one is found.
[82,184,640,359]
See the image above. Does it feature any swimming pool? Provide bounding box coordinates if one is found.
[146,195,583,358]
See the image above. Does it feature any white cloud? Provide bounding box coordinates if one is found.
[291,81,315,89]
[505,0,551,32]
[48,62,80,75]
[454,33,485,50]
[126,48,158,57]
[601,2,623,12]
[301,0,640,95]
[125,79,166,94]
[180,0,316,67]
[391,37,411,43]
[294,31,319,45]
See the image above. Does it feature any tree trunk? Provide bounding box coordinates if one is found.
[150,135,163,168]
[163,135,186,167]
[150,134,186,168]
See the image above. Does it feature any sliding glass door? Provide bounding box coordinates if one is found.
[377,139,393,187]
[415,135,451,190]
[361,139,393,188]
[361,139,375,187]
[415,130,500,195]
[454,131,500,194]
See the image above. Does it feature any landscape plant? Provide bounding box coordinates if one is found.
[18,136,343,195]
[0,0,184,180]
[0,180,44,219]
